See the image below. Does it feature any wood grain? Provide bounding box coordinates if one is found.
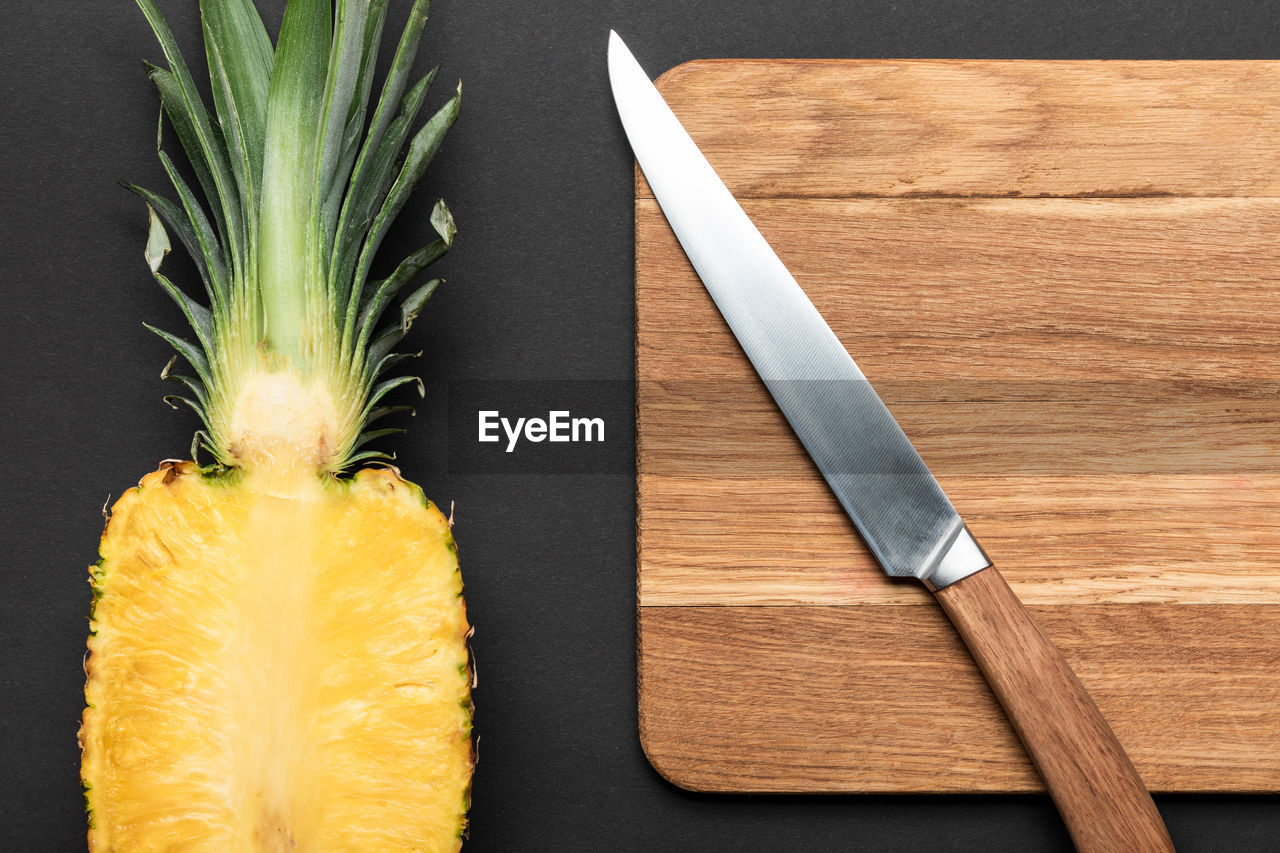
[643,60,1280,199]
[934,568,1173,852]
[636,60,1280,793]
[639,604,1280,793]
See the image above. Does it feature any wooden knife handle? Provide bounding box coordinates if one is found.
[933,566,1174,853]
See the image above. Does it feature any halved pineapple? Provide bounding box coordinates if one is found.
[81,0,472,848]
[82,463,472,849]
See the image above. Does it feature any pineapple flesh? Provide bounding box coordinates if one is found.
[82,463,471,850]
[79,0,472,848]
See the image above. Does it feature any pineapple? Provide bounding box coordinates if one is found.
[78,0,473,849]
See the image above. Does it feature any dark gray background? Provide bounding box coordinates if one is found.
[3,1,1279,850]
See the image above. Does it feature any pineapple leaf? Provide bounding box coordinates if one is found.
[351,87,460,307]
[429,195,458,245]
[364,278,441,370]
[205,47,255,216]
[321,1,389,248]
[190,429,225,466]
[353,427,407,449]
[152,269,216,358]
[314,0,373,259]
[323,113,369,248]
[331,68,437,320]
[365,0,434,164]
[145,64,231,256]
[358,199,453,320]
[145,202,171,272]
[163,395,215,433]
[126,183,223,305]
[337,0,434,244]
[369,350,419,380]
[134,0,246,281]
[343,448,396,465]
[165,372,210,408]
[364,375,425,415]
[145,323,212,387]
[394,277,441,330]
[258,0,332,356]
[355,228,450,352]
[156,146,232,308]
[199,0,273,223]
[365,404,416,424]
[144,205,216,356]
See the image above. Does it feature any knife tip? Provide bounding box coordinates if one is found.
[608,29,627,57]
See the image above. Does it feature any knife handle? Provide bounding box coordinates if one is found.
[933,566,1174,853]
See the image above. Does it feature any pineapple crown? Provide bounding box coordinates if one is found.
[131,0,458,473]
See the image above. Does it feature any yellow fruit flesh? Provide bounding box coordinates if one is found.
[81,462,472,851]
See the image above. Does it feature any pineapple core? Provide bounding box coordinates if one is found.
[228,371,343,475]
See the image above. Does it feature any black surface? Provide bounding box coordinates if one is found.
[3,1,1280,850]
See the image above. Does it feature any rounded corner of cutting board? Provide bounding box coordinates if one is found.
[636,696,719,794]
[651,57,724,93]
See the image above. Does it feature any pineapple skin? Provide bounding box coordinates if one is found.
[81,461,473,851]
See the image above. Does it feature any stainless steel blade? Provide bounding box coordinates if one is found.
[609,32,989,587]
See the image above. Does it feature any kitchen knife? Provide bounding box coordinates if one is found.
[608,32,1174,853]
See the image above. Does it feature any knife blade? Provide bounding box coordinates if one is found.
[609,32,1174,853]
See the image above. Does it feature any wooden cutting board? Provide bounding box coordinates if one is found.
[635,59,1280,794]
